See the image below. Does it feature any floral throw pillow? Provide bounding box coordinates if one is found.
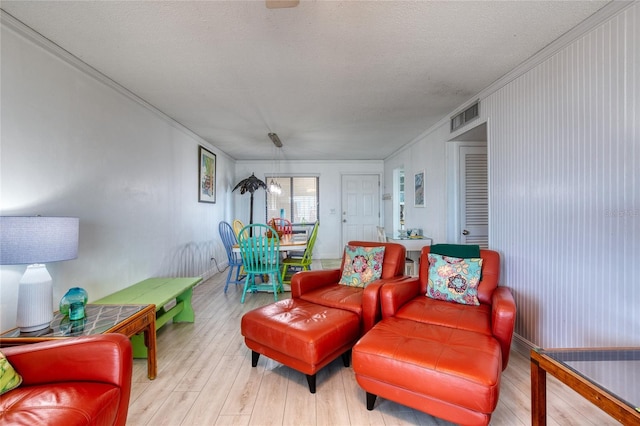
[338,245,386,288]
[1,351,22,395]
[426,253,483,306]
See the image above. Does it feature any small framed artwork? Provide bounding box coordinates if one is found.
[198,146,216,203]
[414,170,425,207]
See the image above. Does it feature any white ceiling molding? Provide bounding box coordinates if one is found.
[1,2,614,161]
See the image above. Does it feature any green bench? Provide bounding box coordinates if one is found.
[94,277,202,357]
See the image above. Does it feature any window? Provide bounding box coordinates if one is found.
[265,176,319,224]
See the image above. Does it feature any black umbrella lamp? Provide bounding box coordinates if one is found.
[232,173,267,231]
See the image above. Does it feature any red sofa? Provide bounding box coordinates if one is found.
[353,246,516,426]
[1,334,132,426]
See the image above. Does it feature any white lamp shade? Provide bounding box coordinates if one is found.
[0,216,79,265]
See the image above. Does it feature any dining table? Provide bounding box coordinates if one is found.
[231,235,308,253]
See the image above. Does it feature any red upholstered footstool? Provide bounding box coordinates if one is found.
[241,298,361,393]
[353,317,502,426]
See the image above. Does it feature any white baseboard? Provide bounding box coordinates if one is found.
[200,260,228,282]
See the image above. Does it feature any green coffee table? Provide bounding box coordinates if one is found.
[94,277,202,357]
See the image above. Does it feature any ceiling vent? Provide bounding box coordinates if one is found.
[451,101,479,132]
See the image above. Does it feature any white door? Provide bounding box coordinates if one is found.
[459,146,488,247]
[341,174,380,247]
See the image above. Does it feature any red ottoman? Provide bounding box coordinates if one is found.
[241,298,361,393]
[353,317,502,426]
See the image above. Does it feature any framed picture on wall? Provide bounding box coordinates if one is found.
[198,146,216,203]
[414,170,425,207]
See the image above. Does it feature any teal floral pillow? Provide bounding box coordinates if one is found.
[426,253,483,305]
[338,245,385,288]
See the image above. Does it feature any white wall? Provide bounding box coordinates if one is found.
[383,124,450,244]
[235,160,384,259]
[385,2,640,349]
[0,17,235,330]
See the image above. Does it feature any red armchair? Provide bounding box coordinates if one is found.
[291,240,409,334]
[353,246,516,425]
[1,334,133,426]
[241,241,408,393]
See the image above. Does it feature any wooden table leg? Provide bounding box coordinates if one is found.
[531,354,547,426]
[144,311,157,380]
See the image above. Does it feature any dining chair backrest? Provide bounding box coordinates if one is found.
[219,221,246,292]
[376,226,387,243]
[238,224,281,275]
[219,221,242,265]
[268,218,293,236]
[300,221,320,263]
[233,219,247,238]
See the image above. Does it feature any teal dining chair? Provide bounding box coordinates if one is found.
[237,224,284,303]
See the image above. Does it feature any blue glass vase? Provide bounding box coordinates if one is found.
[59,287,88,320]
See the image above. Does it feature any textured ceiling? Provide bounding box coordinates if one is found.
[1,1,608,161]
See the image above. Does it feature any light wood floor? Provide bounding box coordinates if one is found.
[126,264,619,426]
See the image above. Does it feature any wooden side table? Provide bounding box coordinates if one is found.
[531,347,640,425]
[0,304,157,380]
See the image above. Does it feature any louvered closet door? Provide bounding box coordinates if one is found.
[460,146,488,247]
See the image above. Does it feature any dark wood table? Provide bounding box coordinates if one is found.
[531,347,640,425]
[0,304,157,380]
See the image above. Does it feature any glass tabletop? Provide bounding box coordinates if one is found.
[538,348,640,412]
[0,304,147,338]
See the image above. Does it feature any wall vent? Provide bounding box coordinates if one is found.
[451,101,479,132]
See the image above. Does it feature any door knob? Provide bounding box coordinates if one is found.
[462,229,470,235]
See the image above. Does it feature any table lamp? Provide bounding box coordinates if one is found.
[0,216,79,332]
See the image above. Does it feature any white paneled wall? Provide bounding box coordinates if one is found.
[485,3,639,348]
[384,2,639,349]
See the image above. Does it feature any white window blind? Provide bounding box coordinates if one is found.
[266,176,318,223]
